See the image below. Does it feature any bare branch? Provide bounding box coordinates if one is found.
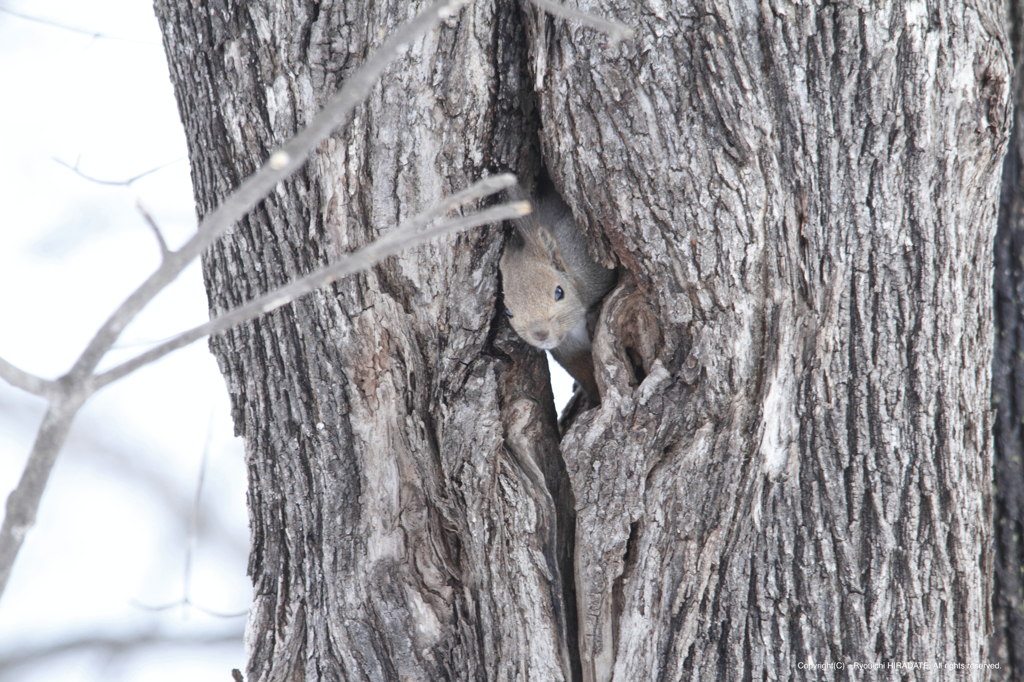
[529,0,634,43]
[0,0,473,604]
[95,195,529,390]
[54,156,184,187]
[0,396,87,597]
[0,628,244,672]
[0,357,56,399]
[131,597,248,619]
[183,415,214,611]
[68,0,470,383]
[135,201,170,259]
[0,7,160,45]
[367,173,520,250]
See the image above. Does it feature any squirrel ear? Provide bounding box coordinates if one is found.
[537,227,570,272]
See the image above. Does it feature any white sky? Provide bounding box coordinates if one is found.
[0,2,573,680]
[0,1,248,680]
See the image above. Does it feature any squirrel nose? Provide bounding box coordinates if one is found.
[530,325,549,343]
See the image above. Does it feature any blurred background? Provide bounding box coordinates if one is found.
[0,1,249,679]
[0,2,574,680]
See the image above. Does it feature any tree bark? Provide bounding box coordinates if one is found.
[156,1,577,679]
[530,1,1009,679]
[156,0,1010,680]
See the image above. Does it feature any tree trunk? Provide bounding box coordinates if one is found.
[155,0,1010,680]
[992,2,1024,679]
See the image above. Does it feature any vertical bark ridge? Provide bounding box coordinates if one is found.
[528,0,1009,679]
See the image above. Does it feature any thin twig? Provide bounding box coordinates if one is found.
[67,0,470,384]
[365,173,519,250]
[0,6,160,45]
[182,413,215,619]
[136,201,170,259]
[95,198,529,390]
[62,420,248,556]
[0,357,56,399]
[529,0,634,43]
[112,332,190,349]
[54,156,184,187]
[131,597,248,619]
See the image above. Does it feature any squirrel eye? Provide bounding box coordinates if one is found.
[554,286,564,301]
[504,306,513,318]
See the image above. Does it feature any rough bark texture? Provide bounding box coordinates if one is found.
[154,0,1010,680]
[156,1,577,679]
[528,1,1008,679]
[992,2,1024,679]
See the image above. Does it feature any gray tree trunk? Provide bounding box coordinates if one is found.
[992,2,1024,679]
[155,0,1010,680]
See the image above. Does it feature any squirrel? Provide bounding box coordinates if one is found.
[500,185,617,402]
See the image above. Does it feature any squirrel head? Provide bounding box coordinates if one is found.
[500,223,586,350]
